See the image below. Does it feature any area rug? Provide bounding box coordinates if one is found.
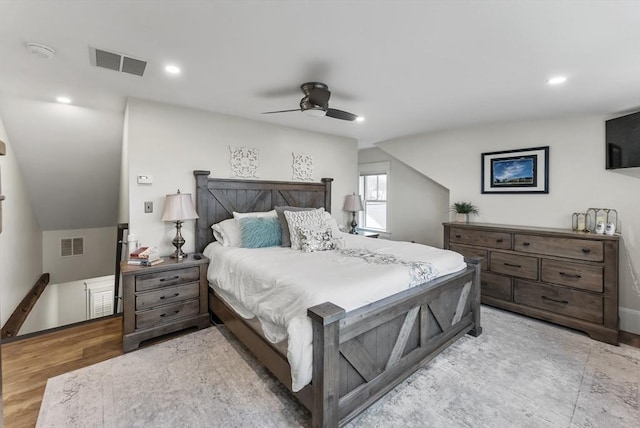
[37,306,639,427]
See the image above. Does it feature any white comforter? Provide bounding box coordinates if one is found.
[204,233,466,391]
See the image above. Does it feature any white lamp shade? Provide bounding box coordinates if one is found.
[161,192,199,222]
[343,194,364,212]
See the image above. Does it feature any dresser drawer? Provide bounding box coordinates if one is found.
[449,244,488,270]
[135,299,200,330]
[135,282,200,310]
[514,234,603,262]
[490,252,538,280]
[541,259,603,293]
[135,266,200,292]
[481,272,512,301]
[449,228,511,249]
[513,280,603,324]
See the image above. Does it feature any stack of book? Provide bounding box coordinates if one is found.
[128,246,163,266]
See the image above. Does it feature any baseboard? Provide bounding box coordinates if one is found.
[620,307,640,335]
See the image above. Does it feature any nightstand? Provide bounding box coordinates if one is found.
[121,254,210,352]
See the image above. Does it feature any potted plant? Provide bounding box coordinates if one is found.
[451,202,479,223]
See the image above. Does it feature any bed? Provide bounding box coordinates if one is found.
[193,170,482,427]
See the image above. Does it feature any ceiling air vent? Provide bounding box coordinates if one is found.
[89,46,147,77]
[61,237,84,257]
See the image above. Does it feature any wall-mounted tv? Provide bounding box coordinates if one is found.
[606,110,640,169]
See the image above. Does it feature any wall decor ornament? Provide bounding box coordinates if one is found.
[292,152,313,181]
[229,146,259,178]
[481,146,549,194]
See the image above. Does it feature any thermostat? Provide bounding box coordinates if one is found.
[137,175,153,184]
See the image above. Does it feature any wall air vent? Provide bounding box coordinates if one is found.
[89,46,147,77]
[61,237,84,257]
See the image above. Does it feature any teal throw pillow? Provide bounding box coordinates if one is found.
[239,217,282,248]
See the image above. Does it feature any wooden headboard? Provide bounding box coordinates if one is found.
[193,170,333,254]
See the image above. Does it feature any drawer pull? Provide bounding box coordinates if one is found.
[541,296,569,305]
[504,262,521,268]
[455,234,462,238]
[496,238,504,243]
[522,242,530,247]
[159,293,180,300]
[559,272,582,279]
[159,275,180,282]
[582,249,591,254]
[481,281,487,286]
[160,310,180,318]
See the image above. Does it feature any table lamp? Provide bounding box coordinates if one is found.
[161,190,199,259]
[343,193,364,234]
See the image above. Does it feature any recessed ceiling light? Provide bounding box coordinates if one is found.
[355,116,365,122]
[56,96,71,104]
[548,76,567,85]
[165,65,181,74]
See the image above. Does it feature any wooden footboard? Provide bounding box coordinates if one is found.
[209,258,481,428]
[308,258,481,427]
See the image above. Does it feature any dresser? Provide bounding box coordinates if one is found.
[121,255,210,352]
[443,222,619,344]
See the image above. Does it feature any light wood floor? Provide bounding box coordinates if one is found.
[1,316,124,428]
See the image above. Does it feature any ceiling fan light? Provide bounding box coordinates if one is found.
[303,108,326,118]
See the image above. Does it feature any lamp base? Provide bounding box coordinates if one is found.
[171,220,186,260]
[349,212,358,234]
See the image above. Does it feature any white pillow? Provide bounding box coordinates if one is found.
[233,210,277,220]
[284,208,326,250]
[211,218,242,247]
[323,212,343,237]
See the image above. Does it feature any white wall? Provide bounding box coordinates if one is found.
[358,148,449,247]
[377,116,640,333]
[42,227,116,284]
[118,104,130,224]
[0,116,43,326]
[125,98,359,255]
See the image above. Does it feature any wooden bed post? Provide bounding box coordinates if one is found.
[193,170,211,254]
[308,302,346,428]
[464,256,483,337]
[321,178,333,213]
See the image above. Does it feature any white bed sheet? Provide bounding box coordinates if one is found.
[204,233,466,392]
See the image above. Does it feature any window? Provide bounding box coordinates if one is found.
[358,162,389,232]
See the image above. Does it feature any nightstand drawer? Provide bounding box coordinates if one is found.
[450,228,511,249]
[514,234,603,262]
[481,272,511,301]
[135,282,200,310]
[136,266,200,292]
[135,299,200,330]
[514,280,603,324]
[541,259,603,292]
[490,252,538,280]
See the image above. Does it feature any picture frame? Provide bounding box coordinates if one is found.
[481,146,549,194]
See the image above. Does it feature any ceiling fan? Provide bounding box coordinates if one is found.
[262,82,360,121]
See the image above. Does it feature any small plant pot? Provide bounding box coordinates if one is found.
[456,213,468,223]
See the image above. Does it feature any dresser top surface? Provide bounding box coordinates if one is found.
[443,222,620,241]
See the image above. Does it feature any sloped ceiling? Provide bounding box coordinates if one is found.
[0,0,638,231]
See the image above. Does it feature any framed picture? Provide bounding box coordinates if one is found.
[481,146,549,194]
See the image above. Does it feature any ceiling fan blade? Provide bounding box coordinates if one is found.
[261,109,302,114]
[308,87,331,107]
[326,108,358,121]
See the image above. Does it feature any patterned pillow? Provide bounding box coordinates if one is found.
[284,208,326,250]
[275,206,317,247]
[238,217,282,248]
[298,226,336,252]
